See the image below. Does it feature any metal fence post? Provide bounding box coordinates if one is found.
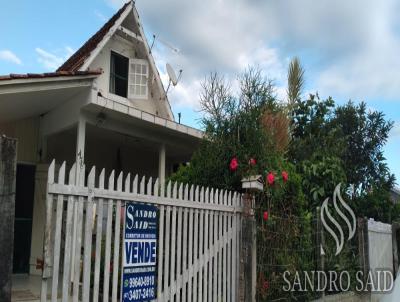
[358,218,370,279]
[0,135,17,302]
[392,222,399,277]
[316,206,325,300]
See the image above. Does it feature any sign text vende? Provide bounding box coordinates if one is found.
[124,239,156,266]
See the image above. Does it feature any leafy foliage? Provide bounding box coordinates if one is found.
[289,93,397,222]
[333,101,395,193]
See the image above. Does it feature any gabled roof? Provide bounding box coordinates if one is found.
[57,2,130,72]
[57,1,174,120]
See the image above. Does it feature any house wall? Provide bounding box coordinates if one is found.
[89,35,166,118]
[0,117,39,163]
[45,123,170,178]
[0,118,43,276]
[85,131,164,179]
[46,129,76,165]
[391,190,400,204]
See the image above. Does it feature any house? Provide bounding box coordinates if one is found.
[0,1,202,298]
[391,187,400,204]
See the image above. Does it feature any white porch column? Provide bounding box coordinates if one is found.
[75,116,86,178]
[71,116,86,282]
[158,144,166,192]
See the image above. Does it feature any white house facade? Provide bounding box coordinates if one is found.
[0,0,202,291]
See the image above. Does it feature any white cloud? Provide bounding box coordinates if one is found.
[94,10,107,22]
[391,122,400,139]
[135,0,291,108]
[105,0,125,9]
[35,47,74,70]
[65,46,74,56]
[0,50,22,65]
[316,1,400,101]
[105,0,400,109]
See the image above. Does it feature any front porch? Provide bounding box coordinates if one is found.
[0,74,203,301]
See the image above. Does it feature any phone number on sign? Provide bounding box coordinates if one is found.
[123,287,156,301]
[126,276,155,288]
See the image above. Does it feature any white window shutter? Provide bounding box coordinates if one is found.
[128,59,149,99]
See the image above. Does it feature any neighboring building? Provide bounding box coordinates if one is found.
[0,0,202,289]
[391,187,400,204]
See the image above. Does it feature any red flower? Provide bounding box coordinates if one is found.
[263,211,269,221]
[229,157,239,171]
[249,158,257,166]
[266,172,275,185]
[282,171,288,182]
[263,281,269,290]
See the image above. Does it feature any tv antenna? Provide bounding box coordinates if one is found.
[165,63,182,94]
[150,34,180,54]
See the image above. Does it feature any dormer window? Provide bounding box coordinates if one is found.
[109,51,149,99]
[110,51,128,98]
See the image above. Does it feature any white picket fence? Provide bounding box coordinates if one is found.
[40,160,243,302]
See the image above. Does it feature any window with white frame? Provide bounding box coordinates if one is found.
[128,59,149,99]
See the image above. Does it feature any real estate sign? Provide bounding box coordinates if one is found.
[121,202,158,301]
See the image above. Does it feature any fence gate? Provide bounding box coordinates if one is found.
[40,161,243,302]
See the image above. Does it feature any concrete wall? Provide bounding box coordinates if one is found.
[368,219,393,302]
[368,219,393,272]
[312,292,371,302]
[0,136,17,302]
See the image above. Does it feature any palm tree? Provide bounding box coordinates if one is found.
[287,57,305,110]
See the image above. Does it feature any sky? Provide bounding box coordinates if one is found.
[0,0,399,184]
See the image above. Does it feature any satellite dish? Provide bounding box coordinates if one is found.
[166,63,178,86]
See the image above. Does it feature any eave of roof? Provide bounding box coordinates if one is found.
[0,69,102,82]
[57,2,130,72]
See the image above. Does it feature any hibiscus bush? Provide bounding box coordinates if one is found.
[169,68,313,301]
[169,68,295,191]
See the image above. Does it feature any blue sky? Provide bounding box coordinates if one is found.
[0,0,399,184]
